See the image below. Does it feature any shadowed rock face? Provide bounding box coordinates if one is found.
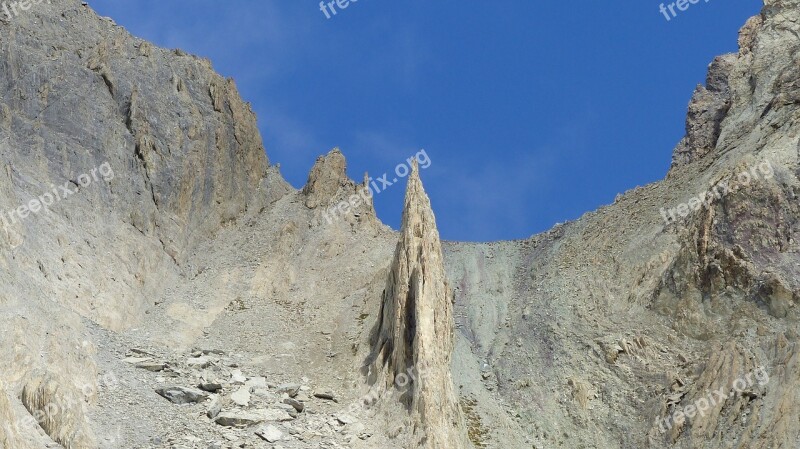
[368,162,471,448]
[0,1,269,447]
[0,0,269,331]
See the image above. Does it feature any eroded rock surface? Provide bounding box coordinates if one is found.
[367,162,471,448]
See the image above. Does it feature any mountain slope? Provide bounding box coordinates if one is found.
[0,1,799,448]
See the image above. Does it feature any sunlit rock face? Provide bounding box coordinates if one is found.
[368,162,472,449]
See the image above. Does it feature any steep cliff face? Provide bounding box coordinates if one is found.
[367,162,471,449]
[645,4,800,443]
[670,54,737,169]
[0,1,271,447]
[0,0,269,331]
[0,0,799,448]
[447,2,800,447]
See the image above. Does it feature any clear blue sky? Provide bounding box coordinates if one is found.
[90,0,760,242]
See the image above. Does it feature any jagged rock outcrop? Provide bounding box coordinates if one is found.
[367,162,471,448]
[670,54,737,169]
[302,148,348,209]
[302,148,378,228]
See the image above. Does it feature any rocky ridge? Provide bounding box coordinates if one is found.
[1,0,800,448]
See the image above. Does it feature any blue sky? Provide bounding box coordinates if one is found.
[90,0,760,242]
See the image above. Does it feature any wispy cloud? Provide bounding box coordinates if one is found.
[433,151,557,240]
[257,106,327,185]
[90,1,296,81]
[351,131,419,164]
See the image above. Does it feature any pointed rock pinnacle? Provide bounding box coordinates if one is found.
[370,160,472,448]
